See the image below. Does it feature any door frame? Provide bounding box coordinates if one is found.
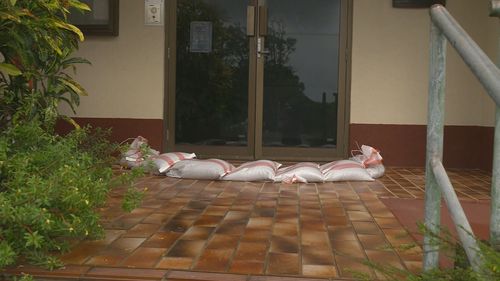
[163,0,353,161]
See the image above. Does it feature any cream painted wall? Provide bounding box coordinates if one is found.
[63,0,499,126]
[351,0,500,126]
[59,0,165,119]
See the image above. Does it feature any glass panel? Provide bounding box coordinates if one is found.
[263,0,340,148]
[176,0,250,146]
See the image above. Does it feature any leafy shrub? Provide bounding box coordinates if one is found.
[0,0,147,273]
[0,123,143,270]
[0,0,90,129]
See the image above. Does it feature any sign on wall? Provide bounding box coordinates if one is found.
[190,21,213,53]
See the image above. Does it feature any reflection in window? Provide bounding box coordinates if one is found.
[175,0,249,146]
[263,0,340,148]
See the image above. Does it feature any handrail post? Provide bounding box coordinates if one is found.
[491,107,500,250]
[491,13,500,250]
[424,19,446,271]
[432,159,483,271]
[490,0,500,251]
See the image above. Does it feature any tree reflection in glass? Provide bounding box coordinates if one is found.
[175,0,340,149]
[176,0,249,146]
[263,0,340,148]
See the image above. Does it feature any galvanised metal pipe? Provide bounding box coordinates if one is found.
[490,5,500,250]
[492,107,500,250]
[423,21,446,271]
[430,5,500,107]
[431,159,483,272]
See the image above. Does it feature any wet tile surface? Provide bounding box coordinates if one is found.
[6,167,492,280]
[374,167,491,201]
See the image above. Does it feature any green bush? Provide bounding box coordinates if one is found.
[0,0,146,273]
[0,123,143,270]
[0,0,90,129]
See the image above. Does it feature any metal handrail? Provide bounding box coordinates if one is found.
[431,158,482,271]
[424,3,500,273]
[430,6,500,106]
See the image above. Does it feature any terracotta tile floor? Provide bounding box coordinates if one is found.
[2,167,492,281]
[376,167,491,200]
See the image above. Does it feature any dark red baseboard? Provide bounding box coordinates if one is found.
[56,118,164,151]
[56,119,494,170]
[349,124,494,170]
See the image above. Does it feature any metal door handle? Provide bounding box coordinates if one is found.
[257,37,269,57]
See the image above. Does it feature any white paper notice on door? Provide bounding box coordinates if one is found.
[190,21,213,53]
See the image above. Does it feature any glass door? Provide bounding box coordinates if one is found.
[166,0,258,159]
[166,0,349,161]
[256,0,348,161]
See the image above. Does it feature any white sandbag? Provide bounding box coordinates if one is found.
[166,159,234,180]
[274,162,324,183]
[321,160,373,182]
[350,155,385,178]
[361,145,383,167]
[152,152,197,173]
[366,164,385,179]
[350,145,385,178]
[120,136,159,168]
[222,160,281,182]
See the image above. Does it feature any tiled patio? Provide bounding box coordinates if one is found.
[2,168,491,281]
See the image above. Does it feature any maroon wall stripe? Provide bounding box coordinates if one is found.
[349,124,494,170]
[56,118,164,152]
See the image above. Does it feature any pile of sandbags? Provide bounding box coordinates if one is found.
[121,137,385,183]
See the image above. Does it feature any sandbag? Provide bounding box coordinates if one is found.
[366,164,385,179]
[274,162,324,183]
[350,145,385,179]
[222,160,281,182]
[321,160,373,182]
[360,145,383,166]
[120,136,159,168]
[152,152,197,173]
[166,159,234,180]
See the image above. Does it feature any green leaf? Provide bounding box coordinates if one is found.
[45,37,62,56]
[10,0,17,6]
[60,115,81,129]
[0,63,22,76]
[69,0,91,12]
[0,11,21,22]
[53,21,85,42]
[0,241,16,267]
[58,78,88,96]
[62,57,91,69]
[24,231,43,249]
